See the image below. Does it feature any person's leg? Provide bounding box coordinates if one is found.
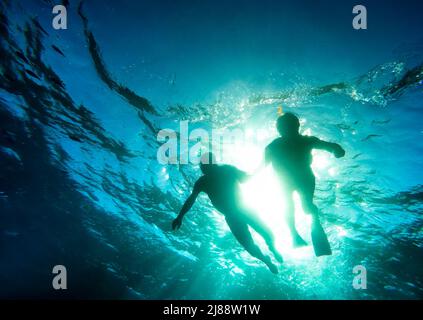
[298,177,332,256]
[285,190,307,247]
[298,176,319,216]
[225,216,278,274]
[241,211,283,263]
[297,177,322,234]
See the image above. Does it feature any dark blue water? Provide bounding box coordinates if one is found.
[0,0,422,299]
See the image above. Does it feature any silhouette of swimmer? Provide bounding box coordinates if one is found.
[265,113,345,256]
[172,153,282,274]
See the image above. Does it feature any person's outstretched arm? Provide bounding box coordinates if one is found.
[172,179,203,230]
[245,145,272,177]
[312,137,346,158]
[233,167,250,183]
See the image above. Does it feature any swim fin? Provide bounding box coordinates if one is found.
[311,218,332,257]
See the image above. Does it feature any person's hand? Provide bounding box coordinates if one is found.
[172,216,183,230]
[333,145,346,158]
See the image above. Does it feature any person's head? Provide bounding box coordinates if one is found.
[200,152,217,175]
[276,112,300,137]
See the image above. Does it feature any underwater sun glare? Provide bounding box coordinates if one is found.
[240,167,314,261]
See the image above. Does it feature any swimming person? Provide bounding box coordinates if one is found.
[172,152,282,274]
[265,113,345,256]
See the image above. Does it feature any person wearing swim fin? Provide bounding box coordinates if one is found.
[265,112,345,256]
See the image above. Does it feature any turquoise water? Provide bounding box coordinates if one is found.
[0,0,422,299]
